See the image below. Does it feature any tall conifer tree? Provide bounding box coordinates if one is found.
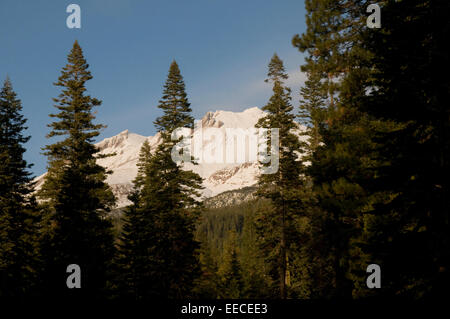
[293,0,377,298]
[118,61,203,299]
[0,78,40,296]
[39,41,116,297]
[255,54,304,298]
[115,141,159,298]
[298,71,327,154]
[357,0,450,298]
[295,71,337,299]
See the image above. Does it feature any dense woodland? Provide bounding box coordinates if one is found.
[0,0,449,299]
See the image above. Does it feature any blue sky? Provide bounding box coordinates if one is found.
[0,0,306,176]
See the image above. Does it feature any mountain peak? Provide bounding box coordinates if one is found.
[35,107,275,208]
[96,129,147,153]
[243,106,263,113]
[201,106,265,129]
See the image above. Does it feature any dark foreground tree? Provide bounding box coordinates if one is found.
[117,61,203,299]
[293,0,381,298]
[293,0,450,299]
[39,41,116,298]
[0,77,40,296]
[358,0,450,298]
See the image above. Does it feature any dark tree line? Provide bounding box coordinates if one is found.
[196,0,449,300]
[0,42,203,299]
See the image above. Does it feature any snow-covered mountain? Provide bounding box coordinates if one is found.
[36,107,282,208]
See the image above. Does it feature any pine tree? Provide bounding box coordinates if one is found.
[296,70,336,298]
[356,0,450,298]
[194,232,220,298]
[154,61,194,134]
[255,54,305,299]
[0,77,40,296]
[239,201,270,298]
[293,0,347,107]
[114,141,159,298]
[298,71,327,154]
[38,41,116,297]
[118,61,203,299]
[293,0,377,298]
[217,231,243,299]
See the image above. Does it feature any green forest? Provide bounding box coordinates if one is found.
[0,0,449,299]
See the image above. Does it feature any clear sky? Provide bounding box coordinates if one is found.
[0,0,307,176]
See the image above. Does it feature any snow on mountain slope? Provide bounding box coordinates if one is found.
[96,107,266,206]
[35,107,305,208]
[201,107,264,129]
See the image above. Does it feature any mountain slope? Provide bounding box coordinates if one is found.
[35,107,306,208]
